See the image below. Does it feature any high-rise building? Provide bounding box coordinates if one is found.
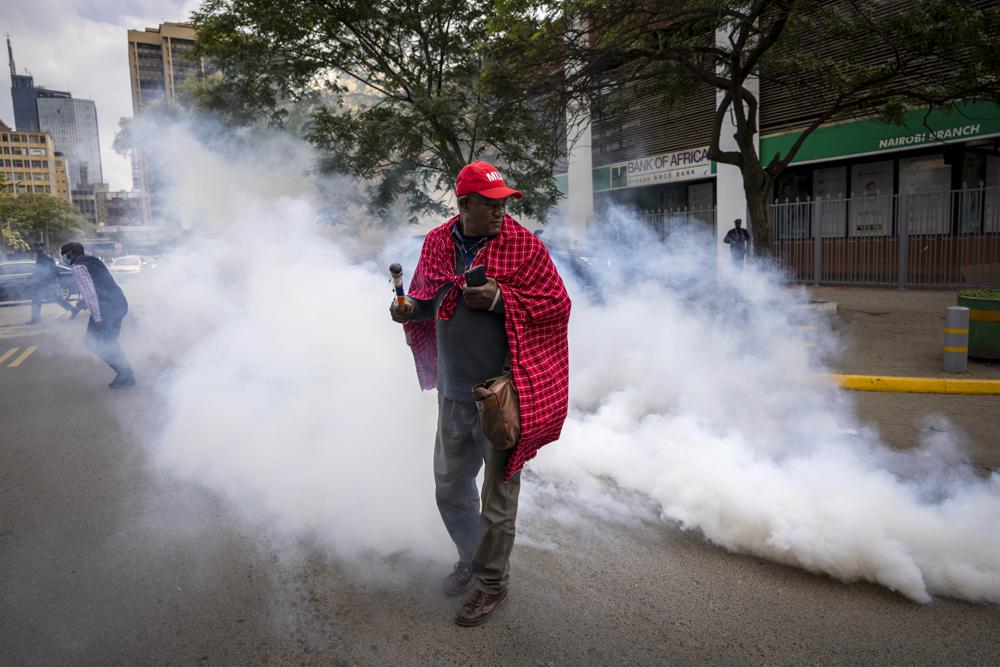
[7,36,105,225]
[7,37,71,132]
[36,97,103,190]
[127,22,204,224]
[0,119,72,203]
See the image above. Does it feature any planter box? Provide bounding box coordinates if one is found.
[957,294,1000,360]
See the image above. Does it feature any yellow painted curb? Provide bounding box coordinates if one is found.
[831,374,1000,395]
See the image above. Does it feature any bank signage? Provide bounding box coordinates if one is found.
[760,100,1000,166]
[594,146,711,191]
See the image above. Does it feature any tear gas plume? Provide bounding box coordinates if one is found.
[123,116,1000,603]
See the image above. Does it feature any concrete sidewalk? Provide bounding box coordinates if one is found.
[807,286,1000,471]
[808,285,1000,379]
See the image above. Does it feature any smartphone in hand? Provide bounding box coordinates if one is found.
[465,265,487,287]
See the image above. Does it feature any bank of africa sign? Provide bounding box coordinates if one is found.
[603,147,711,190]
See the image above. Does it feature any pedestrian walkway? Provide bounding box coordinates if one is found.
[809,286,1000,380]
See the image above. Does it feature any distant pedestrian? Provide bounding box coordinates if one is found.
[27,243,74,324]
[723,218,751,266]
[60,241,135,388]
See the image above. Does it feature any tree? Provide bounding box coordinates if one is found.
[0,191,91,250]
[491,0,1000,253]
[190,0,566,220]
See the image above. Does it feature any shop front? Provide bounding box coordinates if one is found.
[764,101,1000,286]
[591,146,716,236]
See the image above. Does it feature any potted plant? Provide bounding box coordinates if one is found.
[958,289,1000,359]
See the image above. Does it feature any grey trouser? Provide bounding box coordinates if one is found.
[434,394,521,595]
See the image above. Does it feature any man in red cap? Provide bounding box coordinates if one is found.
[390,161,571,626]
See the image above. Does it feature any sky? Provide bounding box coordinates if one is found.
[2,0,201,191]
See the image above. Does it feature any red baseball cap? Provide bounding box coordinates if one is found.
[455,161,523,200]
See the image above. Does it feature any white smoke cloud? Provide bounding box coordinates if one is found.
[121,116,1000,603]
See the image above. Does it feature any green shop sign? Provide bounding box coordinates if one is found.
[760,100,1000,166]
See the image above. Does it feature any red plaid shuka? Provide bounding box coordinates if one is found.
[404,214,571,479]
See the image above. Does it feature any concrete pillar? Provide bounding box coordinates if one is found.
[565,105,594,240]
[944,306,970,373]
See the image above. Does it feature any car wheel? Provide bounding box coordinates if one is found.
[56,282,72,300]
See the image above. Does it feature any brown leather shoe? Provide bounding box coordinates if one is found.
[455,589,509,627]
[442,562,475,597]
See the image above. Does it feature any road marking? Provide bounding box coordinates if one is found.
[7,346,37,367]
[0,348,19,364]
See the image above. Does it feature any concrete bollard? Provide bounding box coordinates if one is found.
[944,306,970,373]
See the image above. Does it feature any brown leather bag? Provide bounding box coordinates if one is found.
[472,357,520,450]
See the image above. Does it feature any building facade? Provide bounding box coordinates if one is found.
[7,36,107,226]
[37,97,103,190]
[127,22,204,225]
[72,182,109,227]
[559,11,1000,287]
[7,38,71,133]
[105,190,144,227]
[0,120,73,202]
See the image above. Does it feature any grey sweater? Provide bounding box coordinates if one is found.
[410,246,507,402]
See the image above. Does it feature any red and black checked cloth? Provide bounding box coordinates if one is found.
[404,214,571,479]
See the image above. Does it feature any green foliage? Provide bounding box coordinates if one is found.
[191,0,565,221]
[0,193,91,249]
[960,289,1000,300]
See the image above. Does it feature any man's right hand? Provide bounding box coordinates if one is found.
[390,296,414,323]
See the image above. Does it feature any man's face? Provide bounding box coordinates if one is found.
[735,221,742,229]
[460,193,508,237]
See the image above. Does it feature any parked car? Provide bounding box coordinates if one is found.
[108,255,154,280]
[0,261,79,302]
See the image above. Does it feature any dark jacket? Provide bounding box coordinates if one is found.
[73,254,128,318]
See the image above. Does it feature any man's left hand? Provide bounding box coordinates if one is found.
[463,277,499,310]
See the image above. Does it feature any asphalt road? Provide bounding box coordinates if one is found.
[2,300,999,666]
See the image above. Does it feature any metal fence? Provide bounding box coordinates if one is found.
[772,186,1000,287]
[637,207,717,240]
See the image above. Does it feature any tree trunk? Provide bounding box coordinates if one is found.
[743,168,775,256]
